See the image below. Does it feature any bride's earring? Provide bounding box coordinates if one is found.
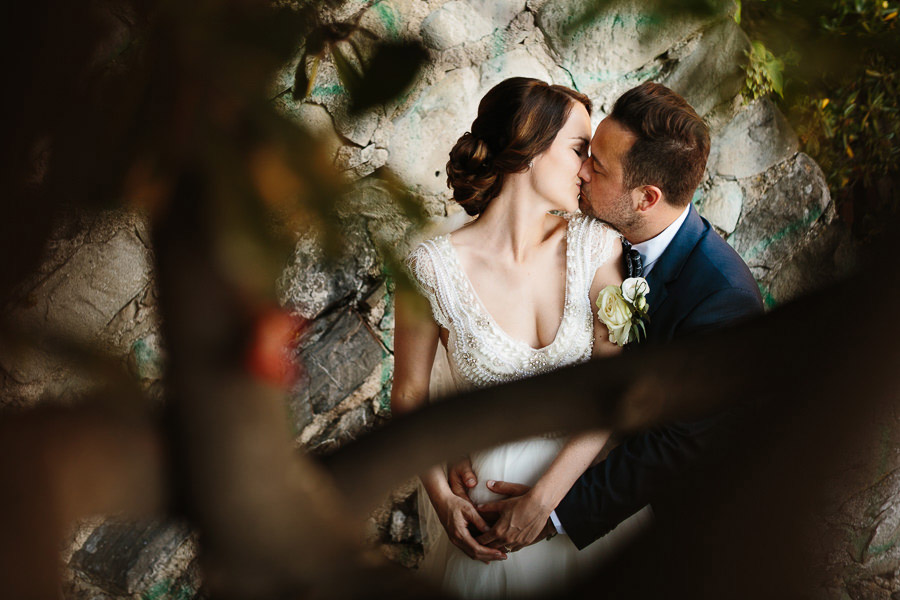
[528,160,534,169]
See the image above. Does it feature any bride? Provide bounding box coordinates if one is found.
[392,77,629,598]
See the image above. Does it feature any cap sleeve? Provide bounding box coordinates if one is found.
[585,217,620,273]
[405,241,451,330]
[568,213,620,278]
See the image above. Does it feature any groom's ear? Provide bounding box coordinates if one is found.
[635,185,663,212]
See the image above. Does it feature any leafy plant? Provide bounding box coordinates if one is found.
[738,0,900,238]
[742,40,785,100]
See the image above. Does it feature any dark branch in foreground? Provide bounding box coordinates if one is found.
[323,257,900,518]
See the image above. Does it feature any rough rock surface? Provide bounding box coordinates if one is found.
[659,17,749,118]
[699,178,743,234]
[813,402,900,600]
[0,211,158,408]
[729,153,852,307]
[296,308,385,415]
[420,1,494,50]
[277,224,381,321]
[387,66,482,196]
[710,97,800,179]
[68,519,198,599]
[534,0,730,105]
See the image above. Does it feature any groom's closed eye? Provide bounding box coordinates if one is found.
[571,137,589,158]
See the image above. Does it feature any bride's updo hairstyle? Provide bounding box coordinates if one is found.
[447,77,592,216]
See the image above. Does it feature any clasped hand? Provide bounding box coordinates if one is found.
[446,458,555,561]
[475,480,555,553]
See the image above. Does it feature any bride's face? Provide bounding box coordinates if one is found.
[530,102,591,213]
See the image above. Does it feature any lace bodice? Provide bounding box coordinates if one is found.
[406,213,618,391]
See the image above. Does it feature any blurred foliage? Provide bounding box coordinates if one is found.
[1,0,428,311]
[738,0,900,240]
[0,0,433,424]
[292,0,427,113]
[741,40,787,99]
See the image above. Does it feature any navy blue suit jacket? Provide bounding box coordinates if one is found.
[555,205,763,549]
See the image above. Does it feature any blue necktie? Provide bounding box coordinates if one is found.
[622,239,644,279]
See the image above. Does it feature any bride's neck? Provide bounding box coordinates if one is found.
[471,176,560,263]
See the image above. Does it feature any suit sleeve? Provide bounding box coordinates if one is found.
[555,286,763,549]
[676,286,763,338]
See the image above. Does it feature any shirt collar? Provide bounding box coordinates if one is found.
[632,203,692,275]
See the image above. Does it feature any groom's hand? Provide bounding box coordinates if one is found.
[436,494,507,564]
[447,455,477,500]
[476,481,555,552]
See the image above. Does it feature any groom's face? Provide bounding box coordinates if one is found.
[578,117,641,232]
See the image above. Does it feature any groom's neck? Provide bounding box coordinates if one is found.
[623,203,686,245]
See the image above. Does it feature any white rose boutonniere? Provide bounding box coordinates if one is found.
[596,277,650,346]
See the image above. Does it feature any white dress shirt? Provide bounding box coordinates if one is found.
[548,203,692,536]
[632,203,691,275]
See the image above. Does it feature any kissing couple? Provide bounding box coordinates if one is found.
[391,78,763,598]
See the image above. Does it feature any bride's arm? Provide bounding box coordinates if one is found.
[390,288,450,506]
[527,229,626,507]
[521,233,625,522]
[476,431,611,551]
[476,243,625,550]
[391,288,506,563]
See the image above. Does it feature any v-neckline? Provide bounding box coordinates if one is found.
[442,219,573,352]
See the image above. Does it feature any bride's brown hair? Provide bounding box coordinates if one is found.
[446,77,592,216]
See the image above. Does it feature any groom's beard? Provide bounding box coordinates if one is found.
[580,189,642,234]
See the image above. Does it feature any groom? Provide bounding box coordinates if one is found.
[448,82,763,554]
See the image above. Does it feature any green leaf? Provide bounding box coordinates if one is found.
[769,64,784,97]
[350,40,428,113]
[751,40,767,57]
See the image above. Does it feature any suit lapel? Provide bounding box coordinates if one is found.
[644,205,707,319]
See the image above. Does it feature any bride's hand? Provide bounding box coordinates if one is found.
[447,455,478,500]
[434,493,508,564]
[475,481,554,552]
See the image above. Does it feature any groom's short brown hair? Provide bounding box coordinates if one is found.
[610,82,710,208]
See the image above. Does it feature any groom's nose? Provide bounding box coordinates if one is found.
[578,157,592,183]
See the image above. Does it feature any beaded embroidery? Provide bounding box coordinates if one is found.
[406,213,617,392]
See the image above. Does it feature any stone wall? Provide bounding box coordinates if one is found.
[0,210,162,408]
[0,1,881,598]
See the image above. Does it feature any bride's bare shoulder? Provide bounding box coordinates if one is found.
[445,221,487,263]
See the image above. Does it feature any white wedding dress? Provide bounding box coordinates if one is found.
[406,213,653,599]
